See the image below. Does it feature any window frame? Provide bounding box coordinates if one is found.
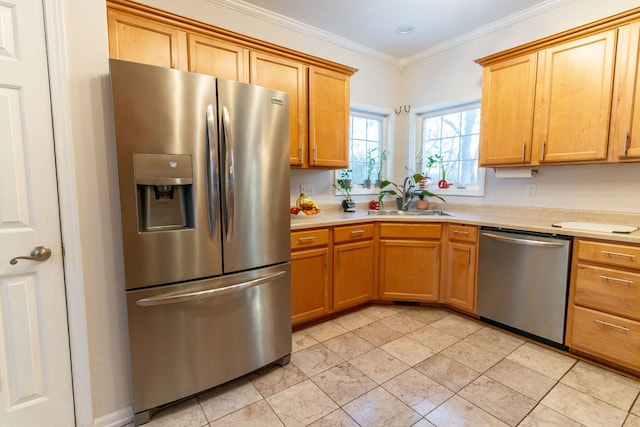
[414,100,485,197]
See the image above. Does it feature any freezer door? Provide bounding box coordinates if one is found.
[110,59,223,289]
[217,79,291,273]
[126,263,292,414]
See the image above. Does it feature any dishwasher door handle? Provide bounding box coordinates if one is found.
[482,232,567,248]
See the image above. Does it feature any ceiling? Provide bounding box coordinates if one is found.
[231,0,560,60]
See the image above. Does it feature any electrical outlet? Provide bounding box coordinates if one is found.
[526,184,537,197]
[300,184,315,196]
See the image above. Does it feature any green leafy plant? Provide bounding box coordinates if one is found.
[376,149,389,183]
[418,189,446,202]
[365,147,377,182]
[334,169,353,201]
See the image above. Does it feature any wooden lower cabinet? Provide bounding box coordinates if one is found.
[377,223,442,303]
[443,224,478,313]
[333,224,374,312]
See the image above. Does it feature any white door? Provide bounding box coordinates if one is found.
[0,0,75,425]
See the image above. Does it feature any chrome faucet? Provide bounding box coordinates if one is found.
[399,176,414,210]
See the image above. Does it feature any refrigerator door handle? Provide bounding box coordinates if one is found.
[135,270,287,306]
[206,104,219,242]
[222,106,235,241]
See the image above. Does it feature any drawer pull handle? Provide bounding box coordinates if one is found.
[350,230,365,235]
[601,250,636,259]
[599,275,635,286]
[595,320,629,332]
[298,236,317,242]
[453,231,470,235]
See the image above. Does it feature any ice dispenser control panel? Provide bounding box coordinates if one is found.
[134,153,194,232]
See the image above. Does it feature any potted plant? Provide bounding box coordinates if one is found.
[416,189,446,210]
[334,169,355,212]
[379,171,425,210]
[415,152,441,188]
[375,149,389,187]
[364,148,377,189]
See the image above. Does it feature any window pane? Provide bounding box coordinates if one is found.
[340,111,386,192]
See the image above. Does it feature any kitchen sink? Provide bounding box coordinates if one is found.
[367,209,453,217]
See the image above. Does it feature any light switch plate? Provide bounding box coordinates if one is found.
[300,184,315,196]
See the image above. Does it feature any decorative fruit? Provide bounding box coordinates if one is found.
[295,193,321,215]
[290,207,300,214]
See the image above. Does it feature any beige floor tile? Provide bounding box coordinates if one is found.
[311,362,377,406]
[198,377,263,422]
[380,335,436,366]
[250,362,308,398]
[302,320,348,342]
[290,343,343,377]
[403,307,451,325]
[425,395,509,427]
[560,361,640,411]
[146,397,208,427]
[459,375,537,426]
[485,358,557,400]
[542,382,628,426]
[322,331,375,361]
[413,419,437,427]
[357,304,402,322]
[291,330,318,352]
[308,409,359,427]
[428,313,483,339]
[518,404,582,427]
[382,368,454,416]
[266,379,338,426]
[342,386,422,427]
[378,313,427,334]
[353,320,404,347]
[349,347,410,384]
[332,310,375,331]
[625,413,640,427]
[633,396,640,416]
[506,342,576,380]
[462,326,525,358]
[441,340,503,372]
[407,325,460,352]
[208,400,283,427]
[415,353,480,393]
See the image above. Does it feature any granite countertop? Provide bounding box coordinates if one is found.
[290,203,640,244]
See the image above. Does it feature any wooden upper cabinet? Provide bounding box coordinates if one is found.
[308,66,350,168]
[188,34,248,82]
[250,52,308,166]
[610,22,640,161]
[533,29,617,163]
[479,53,537,166]
[107,8,187,69]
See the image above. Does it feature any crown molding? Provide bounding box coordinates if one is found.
[208,0,573,68]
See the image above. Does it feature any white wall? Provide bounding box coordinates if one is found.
[57,1,640,425]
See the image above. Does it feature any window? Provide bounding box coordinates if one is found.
[416,101,485,196]
[335,110,388,195]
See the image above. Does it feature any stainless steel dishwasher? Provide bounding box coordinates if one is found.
[477,227,572,348]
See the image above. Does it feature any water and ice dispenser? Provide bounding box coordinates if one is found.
[134,153,194,232]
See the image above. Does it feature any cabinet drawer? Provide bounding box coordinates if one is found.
[291,228,329,250]
[574,265,640,321]
[334,223,374,243]
[379,223,442,239]
[448,224,478,243]
[577,240,640,270]
[570,306,640,372]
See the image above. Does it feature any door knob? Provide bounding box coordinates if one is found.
[9,246,52,265]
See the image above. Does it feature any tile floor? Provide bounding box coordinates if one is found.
[142,305,640,426]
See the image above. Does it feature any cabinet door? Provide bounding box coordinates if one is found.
[291,247,331,326]
[610,22,640,161]
[378,240,440,302]
[188,34,247,81]
[308,66,350,168]
[479,53,537,166]
[444,242,477,312]
[534,29,617,163]
[334,240,373,311]
[250,52,307,166]
[107,8,187,69]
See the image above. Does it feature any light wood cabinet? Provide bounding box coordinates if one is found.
[610,21,640,161]
[107,8,187,70]
[443,224,478,313]
[566,238,640,374]
[188,34,248,81]
[479,53,537,166]
[250,52,307,166]
[290,229,331,326]
[308,66,350,168]
[333,224,374,311]
[377,223,442,303]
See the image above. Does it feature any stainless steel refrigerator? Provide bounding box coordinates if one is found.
[109,59,292,425]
